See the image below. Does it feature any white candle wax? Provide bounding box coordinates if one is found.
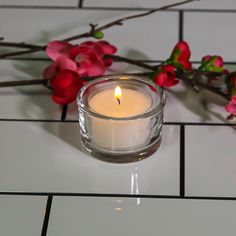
[88,88,152,150]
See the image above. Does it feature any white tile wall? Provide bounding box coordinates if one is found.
[0,0,78,7]
[47,196,236,236]
[0,122,180,195]
[84,0,236,10]
[164,83,233,123]
[0,9,178,60]
[0,195,47,236]
[0,60,61,119]
[185,12,236,62]
[186,125,236,197]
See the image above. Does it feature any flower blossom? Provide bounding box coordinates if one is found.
[225,96,236,115]
[45,40,117,79]
[199,55,225,73]
[154,65,179,87]
[51,70,84,105]
[169,41,192,70]
[43,40,117,104]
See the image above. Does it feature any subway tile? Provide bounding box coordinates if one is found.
[84,0,236,10]
[186,125,236,197]
[0,121,180,195]
[0,0,78,7]
[185,12,236,62]
[48,196,236,236]
[0,60,61,119]
[0,195,47,236]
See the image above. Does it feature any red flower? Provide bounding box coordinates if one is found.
[154,65,179,87]
[169,41,192,70]
[199,55,225,72]
[225,96,236,115]
[51,70,84,105]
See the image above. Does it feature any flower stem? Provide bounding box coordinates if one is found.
[105,54,155,70]
[0,79,47,87]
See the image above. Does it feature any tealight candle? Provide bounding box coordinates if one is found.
[78,75,166,163]
[88,86,152,149]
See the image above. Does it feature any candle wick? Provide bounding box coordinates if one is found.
[116,98,121,105]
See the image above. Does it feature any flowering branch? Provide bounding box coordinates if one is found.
[0,0,196,59]
[0,0,235,119]
[62,0,196,42]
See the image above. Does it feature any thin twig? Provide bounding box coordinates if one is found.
[0,0,195,58]
[0,73,151,86]
[0,41,43,49]
[0,47,45,58]
[105,54,155,70]
[63,0,196,42]
[0,79,47,87]
[195,80,230,100]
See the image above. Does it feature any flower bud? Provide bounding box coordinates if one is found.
[93,31,104,39]
[200,55,224,72]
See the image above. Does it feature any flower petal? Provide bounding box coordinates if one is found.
[97,41,117,54]
[46,41,73,61]
[51,70,84,105]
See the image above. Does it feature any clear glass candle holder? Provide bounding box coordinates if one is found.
[77,74,166,163]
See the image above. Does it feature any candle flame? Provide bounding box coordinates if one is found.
[114,86,122,105]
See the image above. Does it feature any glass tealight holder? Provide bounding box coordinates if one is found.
[77,74,166,163]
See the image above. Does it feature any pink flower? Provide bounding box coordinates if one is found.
[45,40,117,78]
[46,41,73,61]
[154,65,179,87]
[225,96,236,115]
[70,44,106,77]
[43,56,77,80]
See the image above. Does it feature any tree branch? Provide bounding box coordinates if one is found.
[0,0,196,58]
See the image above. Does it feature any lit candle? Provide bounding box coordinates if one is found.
[78,75,166,162]
[88,86,152,149]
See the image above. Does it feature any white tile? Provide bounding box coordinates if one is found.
[185,12,236,62]
[48,196,236,236]
[0,9,178,60]
[186,125,236,197]
[0,121,180,195]
[84,0,236,10]
[0,60,61,119]
[0,195,47,236]
[164,83,234,123]
[0,0,78,7]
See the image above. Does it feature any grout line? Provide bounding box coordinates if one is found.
[180,125,185,197]
[178,10,184,41]
[41,195,53,236]
[78,0,84,8]
[163,122,236,126]
[61,105,68,121]
[0,192,236,201]
[80,6,236,13]
[0,5,77,9]
[0,119,234,126]
[0,5,235,13]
